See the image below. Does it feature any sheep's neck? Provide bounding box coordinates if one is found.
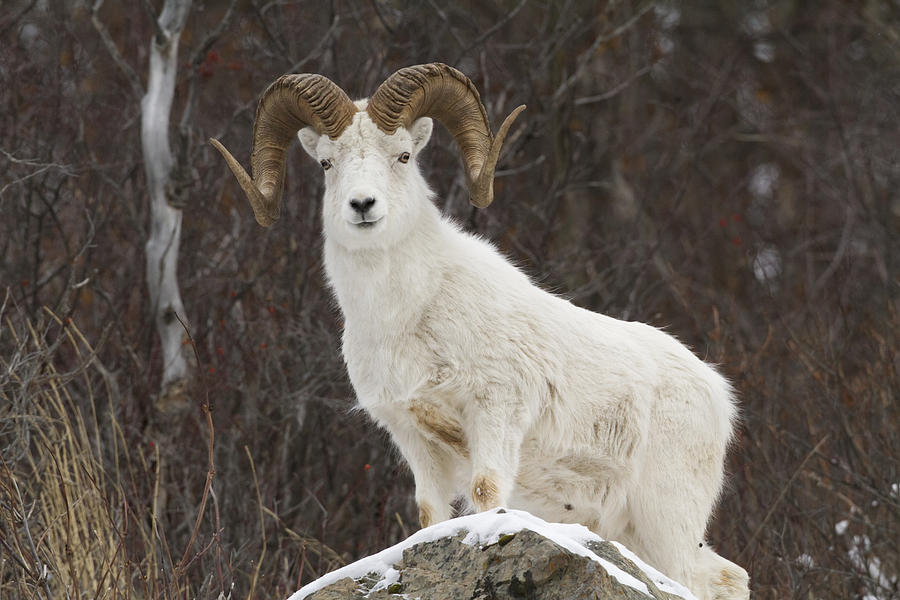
[324,221,444,338]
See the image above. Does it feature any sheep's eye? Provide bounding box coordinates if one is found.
[398,152,410,164]
[320,159,332,170]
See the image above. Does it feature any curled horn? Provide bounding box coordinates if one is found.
[366,63,525,208]
[209,74,357,226]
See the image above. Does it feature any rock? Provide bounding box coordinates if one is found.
[302,521,690,600]
[303,577,359,600]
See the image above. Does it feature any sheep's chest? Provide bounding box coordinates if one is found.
[342,324,470,454]
[341,325,434,407]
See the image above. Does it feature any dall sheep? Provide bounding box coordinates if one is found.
[211,63,750,600]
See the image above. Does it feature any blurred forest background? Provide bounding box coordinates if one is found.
[1,0,898,598]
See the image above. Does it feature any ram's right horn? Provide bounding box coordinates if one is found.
[210,74,358,226]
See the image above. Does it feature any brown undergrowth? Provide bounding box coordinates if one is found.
[0,305,346,599]
[1,307,143,599]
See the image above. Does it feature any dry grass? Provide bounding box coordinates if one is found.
[0,305,229,599]
[0,303,349,599]
[1,308,138,599]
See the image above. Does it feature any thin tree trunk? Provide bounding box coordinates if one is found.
[141,0,193,401]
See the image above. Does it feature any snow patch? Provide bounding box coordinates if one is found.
[749,163,779,199]
[848,534,897,597]
[654,4,681,30]
[796,553,815,569]
[368,567,400,594]
[286,508,697,600]
[611,540,696,599]
[835,519,849,535]
[753,246,782,284]
[753,41,775,63]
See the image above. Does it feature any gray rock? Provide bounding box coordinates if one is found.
[307,529,684,599]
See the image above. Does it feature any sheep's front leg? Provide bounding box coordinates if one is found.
[389,426,456,528]
[466,391,526,512]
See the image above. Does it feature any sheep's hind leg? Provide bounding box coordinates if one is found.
[618,468,749,599]
[692,546,750,600]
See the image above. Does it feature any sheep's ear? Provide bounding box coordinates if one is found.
[409,117,433,153]
[297,127,321,160]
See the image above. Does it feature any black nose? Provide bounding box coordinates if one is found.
[350,197,376,214]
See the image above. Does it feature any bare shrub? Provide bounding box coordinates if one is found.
[1,1,897,598]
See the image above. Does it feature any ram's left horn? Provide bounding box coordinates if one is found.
[366,63,525,209]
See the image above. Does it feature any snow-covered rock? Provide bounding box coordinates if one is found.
[288,508,696,599]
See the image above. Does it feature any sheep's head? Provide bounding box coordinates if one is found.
[296,103,435,249]
[210,63,525,243]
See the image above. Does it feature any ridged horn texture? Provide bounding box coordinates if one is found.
[367,63,526,208]
[209,74,357,226]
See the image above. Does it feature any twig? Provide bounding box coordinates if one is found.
[453,0,529,64]
[91,0,144,101]
[0,148,77,173]
[425,0,466,50]
[368,0,395,35]
[2,456,53,600]
[0,531,33,578]
[0,0,37,36]
[285,15,341,74]
[296,546,307,590]
[245,446,266,600]
[260,506,344,565]
[210,486,227,594]
[43,439,82,598]
[575,64,653,105]
[0,149,80,197]
[189,0,239,69]
[181,0,241,135]
[149,439,162,587]
[0,459,38,581]
[738,434,830,561]
[250,0,289,60]
[172,312,216,579]
[552,2,654,105]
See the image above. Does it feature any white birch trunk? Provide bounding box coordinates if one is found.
[141,0,192,395]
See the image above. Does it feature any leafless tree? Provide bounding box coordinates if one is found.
[2,1,897,598]
[91,0,194,400]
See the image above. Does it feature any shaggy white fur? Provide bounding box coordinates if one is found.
[297,104,750,600]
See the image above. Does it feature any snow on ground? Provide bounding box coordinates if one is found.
[834,486,899,600]
[286,507,696,600]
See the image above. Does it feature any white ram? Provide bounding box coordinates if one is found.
[211,63,750,600]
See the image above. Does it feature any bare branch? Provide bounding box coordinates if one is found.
[140,0,166,42]
[453,0,529,64]
[0,149,79,198]
[739,435,831,562]
[251,0,289,61]
[575,63,653,105]
[172,313,216,578]
[286,14,341,74]
[426,0,466,51]
[245,447,267,600]
[0,0,37,36]
[552,2,654,105]
[178,0,241,161]
[185,0,240,71]
[91,0,144,100]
